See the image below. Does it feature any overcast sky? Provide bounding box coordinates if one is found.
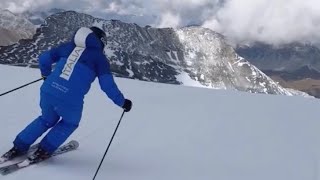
[2,0,320,45]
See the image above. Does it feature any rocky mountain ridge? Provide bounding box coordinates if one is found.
[0,11,306,96]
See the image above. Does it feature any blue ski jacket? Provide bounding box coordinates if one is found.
[39,27,125,107]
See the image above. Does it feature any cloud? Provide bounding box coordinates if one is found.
[2,0,320,45]
[157,11,181,28]
[204,0,320,45]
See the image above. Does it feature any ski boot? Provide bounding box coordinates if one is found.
[27,147,51,164]
[0,147,25,163]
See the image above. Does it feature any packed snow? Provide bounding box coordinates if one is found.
[0,64,320,180]
[175,71,207,88]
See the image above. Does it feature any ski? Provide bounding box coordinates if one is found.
[0,142,40,165]
[0,140,79,175]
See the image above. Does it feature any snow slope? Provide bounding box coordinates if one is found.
[0,64,320,180]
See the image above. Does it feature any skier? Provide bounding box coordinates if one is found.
[1,26,132,163]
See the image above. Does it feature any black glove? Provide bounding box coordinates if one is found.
[122,99,132,112]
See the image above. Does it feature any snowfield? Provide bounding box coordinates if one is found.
[0,64,320,180]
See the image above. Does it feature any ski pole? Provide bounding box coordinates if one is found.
[0,77,44,97]
[93,110,125,180]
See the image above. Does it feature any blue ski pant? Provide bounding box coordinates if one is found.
[13,91,83,153]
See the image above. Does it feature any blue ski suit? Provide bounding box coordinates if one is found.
[13,27,125,153]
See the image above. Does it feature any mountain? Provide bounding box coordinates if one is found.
[236,43,320,97]
[264,66,320,81]
[0,64,320,180]
[0,11,306,96]
[21,8,65,25]
[0,9,36,46]
[270,77,320,98]
[236,43,320,73]
[20,8,158,27]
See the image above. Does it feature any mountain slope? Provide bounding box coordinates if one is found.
[21,8,65,25]
[0,65,319,180]
[236,43,320,97]
[0,11,300,96]
[0,9,36,46]
[236,43,320,73]
[0,28,22,46]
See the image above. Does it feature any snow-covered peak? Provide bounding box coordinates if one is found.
[0,9,36,46]
[175,27,298,95]
[177,27,226,58]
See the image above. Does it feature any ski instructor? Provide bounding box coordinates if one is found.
[1,26,132,162]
